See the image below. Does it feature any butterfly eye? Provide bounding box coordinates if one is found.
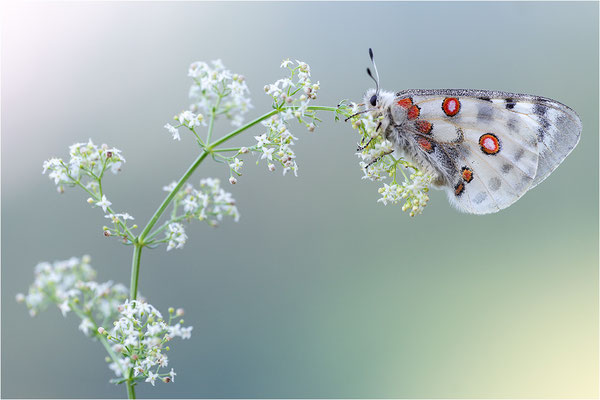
[370,94,378,107]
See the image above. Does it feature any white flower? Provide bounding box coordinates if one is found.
[261,147,275,161]
[180,326,193,339]
[58,300,71,317]
[145,371,159,386]
[177,110,203,128]
[280,58,293,68]
[164,123,181,141]
[254,133,270,147]
[169,368,176,382]
[96,195,112,212]
[79,318,94,335]
[229,158,243,174]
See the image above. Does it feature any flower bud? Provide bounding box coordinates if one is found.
[240,147,249,154]
[229,177,237,185]
[87,198,94,204]
[168,307,175,314]
[176,308,184,316]
[164,377,171,383]
[268,163,275,172]
[307,123,315,132]
[103,231,111,237]
[97,327,106,335]
[15,293,25,303]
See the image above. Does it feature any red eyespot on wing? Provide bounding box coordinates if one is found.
[461,167,473,183]
[397,97,413,108]
[407,105,421,120]
[417,137,434,153]
[454,182,465,196]
[479,133,501,155]
[442,97,461,116]
[415,120,433,134]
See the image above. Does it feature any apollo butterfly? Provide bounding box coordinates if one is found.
[358,49,582,214]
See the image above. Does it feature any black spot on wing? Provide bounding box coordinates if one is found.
[505,98,516,109]
[478,97,492,102]
[489,177,501,191]
[514,148,525,161]
[533,104,548,116]
[501,163,513,174]
[477,104,495,121]
[473,192,487,204]
[507,118,519,132]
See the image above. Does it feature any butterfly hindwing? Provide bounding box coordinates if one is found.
[391,89,581,214]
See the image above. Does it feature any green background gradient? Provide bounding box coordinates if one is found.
[2,1,598,398]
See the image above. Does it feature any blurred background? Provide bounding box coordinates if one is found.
[2,1,598,398]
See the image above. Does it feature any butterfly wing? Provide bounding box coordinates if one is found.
[392,89,581,214]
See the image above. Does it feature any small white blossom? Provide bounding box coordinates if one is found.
[229,158,243,174]
[145,371,159,386]
[164,123,181,141]
[254,134,270,147]
[79,318,94,336]
[58,300,71,317]
[96,195,112,212]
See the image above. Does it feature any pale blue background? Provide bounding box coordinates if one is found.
[2,1,598,398]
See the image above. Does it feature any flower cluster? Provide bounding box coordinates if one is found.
[43,140,136,238]
[101,300,191,386]
[42,139,125,194]
[244,59,321,176]
[252,116,300,176]
[155,178,239,250]
[342,102,435,217]
[16,256,128,330]
[165,223,187,251]
[377,171,433,216]
[188,59,252,127]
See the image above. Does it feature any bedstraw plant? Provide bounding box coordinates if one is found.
[18,57,433,398]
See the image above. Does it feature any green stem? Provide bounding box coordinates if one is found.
[211,147,241,153]
[208,106,338,149]
[126,376,136,399]
[130,243,143,300]
[138,151,209,242]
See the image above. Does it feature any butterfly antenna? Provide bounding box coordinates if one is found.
[368,48,380,96]
[367,67,379,94]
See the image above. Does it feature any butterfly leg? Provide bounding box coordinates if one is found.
[365,149,393,169]
[356,122,383,151]
[357,137,373,151]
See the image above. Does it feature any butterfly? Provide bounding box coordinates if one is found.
[357,49,582,214]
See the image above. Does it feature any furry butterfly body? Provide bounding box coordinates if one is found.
[363,88,582,214]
